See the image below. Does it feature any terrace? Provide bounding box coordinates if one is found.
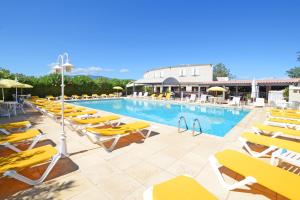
[2,99,290,200]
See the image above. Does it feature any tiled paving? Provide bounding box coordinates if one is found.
[0,102,288,200]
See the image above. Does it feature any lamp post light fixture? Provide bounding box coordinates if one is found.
[52,52,74,156]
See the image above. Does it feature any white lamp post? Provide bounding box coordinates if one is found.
[53,52,74,156]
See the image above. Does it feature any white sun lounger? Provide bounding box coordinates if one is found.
[228,96,240,106]
[253,98,265,107]
[143,92,149,98]
[199,94,207,103]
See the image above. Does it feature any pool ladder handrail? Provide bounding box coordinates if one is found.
[192,118,202,136]
[178,116,188,133]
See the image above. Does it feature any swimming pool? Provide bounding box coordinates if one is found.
[71,99,249,137]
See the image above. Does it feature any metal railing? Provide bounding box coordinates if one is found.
[178,116,188,133]
[192,118,202,136]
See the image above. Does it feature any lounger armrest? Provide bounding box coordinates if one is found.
[209,155,257,191]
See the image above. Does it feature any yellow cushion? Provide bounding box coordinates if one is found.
[72,115,120,125]
[50,107,86,115]
[64,110,97,117]
[0,129,41,144]
[241,132,300,153]
[269,118,300,125]
[216,149,300,199]
[0,145,57,174]
[0,121,31,129]
[270,108,300,114]
[255,124,300,137]
[86,121,150,136]
[271,111,300,119]
[153,176,217,200]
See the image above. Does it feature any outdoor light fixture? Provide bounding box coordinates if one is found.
[52,52,74,156]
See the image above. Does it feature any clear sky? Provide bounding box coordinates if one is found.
[0,0,299,80]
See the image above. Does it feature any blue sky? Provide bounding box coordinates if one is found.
[0,0,299,80]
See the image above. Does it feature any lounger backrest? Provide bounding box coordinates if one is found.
[200,95,207,101]
[144,92,148,97]
[190,94,196,101]
[138,92,143,97]
[256,98,264,103]
[233,97,240,104]
[215,149,300,199]
[133,92,137,97]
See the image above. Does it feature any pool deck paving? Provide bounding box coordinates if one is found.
[0,102,293,200]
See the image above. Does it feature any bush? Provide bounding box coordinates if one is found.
[0,68,133,99]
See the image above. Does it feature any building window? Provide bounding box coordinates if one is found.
[192,68,200,76]
[160,71,164,78]
[155,71,160,78]
[179,69,186,77]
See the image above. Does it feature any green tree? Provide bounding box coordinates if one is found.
[286,52,300,78]
[286,67,300,78]
[213,63,235,81]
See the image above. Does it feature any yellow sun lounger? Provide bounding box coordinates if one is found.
[85,121,152,152]
[0,121,31,133]
[71,115,120,125]
[239,132,300,166]
[270,111,300,120]
[209,149,300,199]
[267,117,300,128]
[150,94,156,98]
[64,110,97,118]
[46,95,55,100]
[92,94,100,99]
[156,94,163,99]
[0,129,45,152]
[66,115,120,131]
[164,93,171,100]
[269,108,300,114]
[82,94,92,99]
[253,124,300,138]
[0,145,60,185]
[71,95,81,99]
[143,175,217,200]
[48,107,86,114]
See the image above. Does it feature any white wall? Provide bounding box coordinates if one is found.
[143,64,213,83]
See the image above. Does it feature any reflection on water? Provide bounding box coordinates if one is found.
[73,99,249,137]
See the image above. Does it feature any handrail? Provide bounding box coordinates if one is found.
[192,118,202,136]
[178,116,188,133]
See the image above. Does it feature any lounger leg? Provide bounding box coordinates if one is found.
[0,128,11,135]
[2,142,22,152]
[28,133,45,150]
[137,129,152,139]
[239,137,277,158]
[209,156,257,191]
[105,135,121,152]
[3,154,61,185]
[271,149,282,165]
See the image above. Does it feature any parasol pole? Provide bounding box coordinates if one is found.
[1,88,4,101]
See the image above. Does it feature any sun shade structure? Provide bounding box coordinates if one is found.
[113,86,123,90]
[0,79,24,88]
[19,83,33,88]
[0,79,32,101]
[207,86,226,92]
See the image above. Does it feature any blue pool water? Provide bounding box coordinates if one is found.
[71,99,249,137]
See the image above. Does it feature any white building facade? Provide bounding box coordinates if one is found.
[132,64,213,93]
